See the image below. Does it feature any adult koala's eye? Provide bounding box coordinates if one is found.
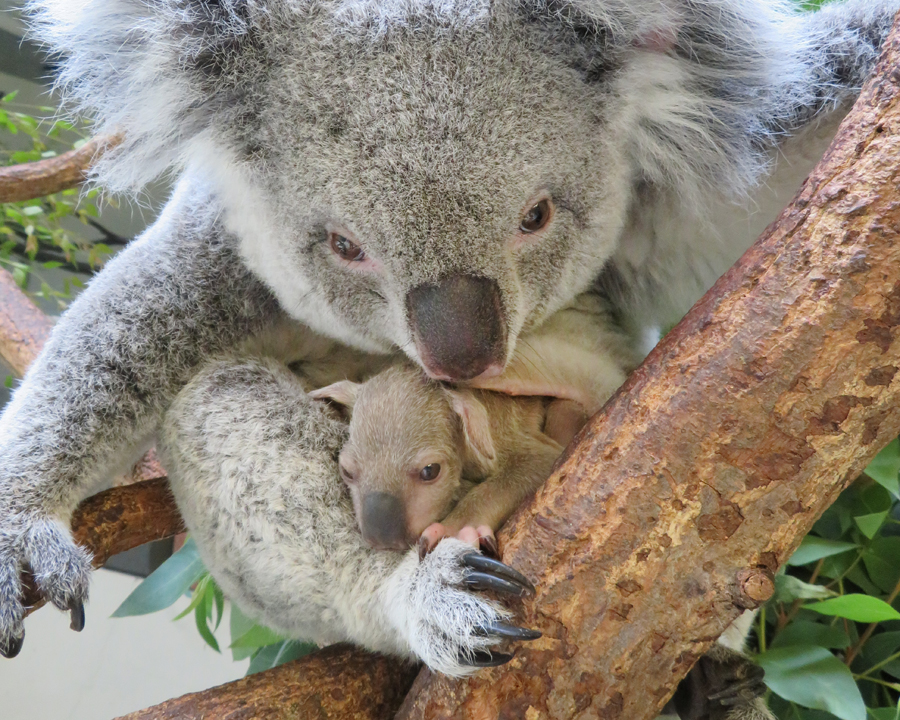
[519,198,553,233]
[329,232,366,262]
[419,463,441,482]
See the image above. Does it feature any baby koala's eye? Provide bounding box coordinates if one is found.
[339,463,356,484]
[419,463,441,482]
[329,232,366,262]
[519,198,553,233]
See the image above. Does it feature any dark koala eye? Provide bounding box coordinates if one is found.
[329,231,366,262]
[419,463,441,482]
[519,199,553,233]
[339,463,356,484]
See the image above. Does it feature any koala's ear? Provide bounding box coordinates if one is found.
[309,381,361,409]
[445,389,496,469]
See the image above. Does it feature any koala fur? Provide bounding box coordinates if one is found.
[0,0,894,712]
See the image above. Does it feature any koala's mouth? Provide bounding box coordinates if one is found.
[406,274,508,382]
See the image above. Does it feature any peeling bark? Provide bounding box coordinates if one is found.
[396,15,900,720]
[114,645,418,720]
[0,134,120,203]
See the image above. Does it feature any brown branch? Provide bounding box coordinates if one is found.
[0,134,121,203]
[396,14,900,720]
[0,266,52,375]
[114,644,418,720]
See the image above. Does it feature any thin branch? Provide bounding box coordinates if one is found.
[0,134,121,203]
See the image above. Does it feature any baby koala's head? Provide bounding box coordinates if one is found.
[310,365,495,551]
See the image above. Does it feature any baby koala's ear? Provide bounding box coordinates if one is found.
[309,380,361,409]
[445,389,496,469]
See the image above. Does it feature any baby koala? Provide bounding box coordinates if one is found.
[310,364,585,556]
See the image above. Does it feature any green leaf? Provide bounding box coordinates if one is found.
[172,573,211,621]
[773,575,838,603]
[112,538,206,617]
[194,602,220,653]
[230,624,287,649]
[870,709,900,720]
[863,538,900,594]
[4,374,14,389]
[758,645,866,720]
[805,595,900,623]
[855,511,889,539]
[247,640,317,675]
[789,537,859,566]
[770,621,850,650]
[2,90,19,103]
[867,439,900,497]
[230,603,258,662]
[20,205,43,217]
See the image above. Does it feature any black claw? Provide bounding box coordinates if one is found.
[69,602,85,632]
[0,633,23,659]
[462,553,535,595]
[458,649,515,668]
[476,621,541,641]
[708,673,767,702]
[464,570,532,597]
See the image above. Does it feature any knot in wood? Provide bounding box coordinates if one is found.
[734,569,775,609]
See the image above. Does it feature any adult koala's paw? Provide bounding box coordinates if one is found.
[389,538,540,677]
[0,514,91,658]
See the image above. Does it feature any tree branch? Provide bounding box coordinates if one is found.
[395,13,900,720]
[114,644,418,720]
[0,134,120,203]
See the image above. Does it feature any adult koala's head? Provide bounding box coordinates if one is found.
[30,0,785,380]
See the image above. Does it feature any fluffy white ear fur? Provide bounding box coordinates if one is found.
[309,380,361,408]
[445,389,496,469]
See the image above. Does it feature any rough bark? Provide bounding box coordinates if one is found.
[114,645,418,720]
[395,15,900,720]
[0,134,120,203]
[0,266,52,375]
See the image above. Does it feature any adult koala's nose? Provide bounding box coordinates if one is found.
[361,492,411,551]
[406,275,507,381]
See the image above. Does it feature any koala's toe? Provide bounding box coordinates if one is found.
[24,521,92,614]
[0,552,25,658]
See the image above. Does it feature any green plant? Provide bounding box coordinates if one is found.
[0,90,120,308]
[756,440,900,720]
[113,538,316,674]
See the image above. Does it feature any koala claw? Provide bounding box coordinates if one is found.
[475,621,542,641]
[0,631,23,659]
[462,553,535,595]
[458,649,515,668]
[69,602,85,632]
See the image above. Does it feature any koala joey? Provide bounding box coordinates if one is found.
[0,0,895,713]
[309,363,586,556]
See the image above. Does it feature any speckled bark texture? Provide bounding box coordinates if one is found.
[0,135,120,203]
[0,268,52,375]
[114,644,418,720]
[396,15,900,720]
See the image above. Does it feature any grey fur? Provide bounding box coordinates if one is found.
[0,0,892,712]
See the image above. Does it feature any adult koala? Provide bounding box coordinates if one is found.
[0,0,896,709]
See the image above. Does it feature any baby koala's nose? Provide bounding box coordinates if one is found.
[361,492,410,551]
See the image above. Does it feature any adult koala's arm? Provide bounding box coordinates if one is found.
[0,177,281,657]
[161,355,536,678]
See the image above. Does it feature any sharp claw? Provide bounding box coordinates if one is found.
[0,633,23,659]
[476,621,541,641]
[417,535,429,562]
[464,570,532,597]
[462,553,535,595]
[458,649,515,668]
[69,602,85,632]
[707,672,767,702]
[479,535,499,558]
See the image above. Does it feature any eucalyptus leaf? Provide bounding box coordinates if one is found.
[855,511,889,540]
[789,537,859,567]
[112,538,206,617]
[247,640,317,675]
[230,603,258,662]
[770,621,850,650]
[758,645,866,720]
[230,625,287,649]
[867,439,900,497]
[774,575,837,603]
[805,595,900,623]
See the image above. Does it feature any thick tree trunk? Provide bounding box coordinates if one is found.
[395,14,900,720]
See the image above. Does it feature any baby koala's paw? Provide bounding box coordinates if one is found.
[418,523,498,560]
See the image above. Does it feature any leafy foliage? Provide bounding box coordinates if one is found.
[113,539,316,674]
[0,91,119,308]
[758,440,900,720]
